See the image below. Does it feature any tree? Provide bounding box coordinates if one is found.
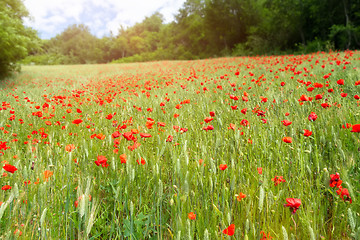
[0,0,38,77]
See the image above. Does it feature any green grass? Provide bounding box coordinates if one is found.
[0,52,359,239]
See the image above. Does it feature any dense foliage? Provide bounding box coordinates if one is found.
[22,0,360,65]
[0,0,38,77]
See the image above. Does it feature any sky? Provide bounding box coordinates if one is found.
[23,0,186,39]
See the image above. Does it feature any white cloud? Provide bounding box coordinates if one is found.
[23,0,186,39]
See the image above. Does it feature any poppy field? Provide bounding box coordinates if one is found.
[1,51,360,239]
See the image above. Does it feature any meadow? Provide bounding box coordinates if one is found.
[0,51,359,239]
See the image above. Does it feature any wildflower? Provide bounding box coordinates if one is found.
[43,170,53,182]
[282,137,292,143]
[123,132,136,142]
[340,188,352,203]
[95,155,108,168]
[321,103,330,108]
[228,123,236,130]
[219,164,228,170]
[140,133,152,138]
[209,111,215,117]
[166,135,173,142]
[204,117,213,123]
[3,164,17,173]
[120,154,127,164]
[236,192,246,201]
[260,231,273,240]
[188,212,196,220]
[72,119,83,124]
[303,129,312,137]
[329,172,342,188]
[257,167,263,175]
[137,157,146,165]
[284,198,301,214]
[351,124,360,132]
[299,94,310,101]
[222,224,235,236]
[308,112,318,121]
[281,120,292,126]
[65,144,76,152]
[315,94,323,100]
[240,119,249,126]
[1,185,11,191]
[337,79,344,85]
[202,125,214,131]
[271,176,286,186]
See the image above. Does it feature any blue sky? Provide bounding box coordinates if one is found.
[23,0,186,39]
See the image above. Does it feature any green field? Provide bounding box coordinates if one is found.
[0,51,359,239]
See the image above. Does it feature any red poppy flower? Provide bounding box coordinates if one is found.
[337,79,344,85]
[240,119,249,126]
[219,164,228,170]
[303,129,312,137]
[351,124,360,132]
[166,135,173,142]
[260,231,273,240]
[222,224,235,236]
[158,122,166,127]
[282,137,292,143]
[95,155,108,168]
[315,94,323,100]
[3,164,17,173]
[236,192,246,201]
[1,185,11,191]
[72,119,83,124]
[204,117,213,123]
[202,125,214,131]
[209,111,215,117]
[308,112,317,121]
[140,133,152,138]
[329,172,342,188]
[137,157,146,165]
[299,94,310,101]
[123,132,136,142]
[257,167,263,175]
[231,105,238,110]
[271,176,286,186]
[340,93,348,97]
[340,188,352,203]
[281,82,285,86]
[281,120,292,126]
[354,95,360,100]
[284,198,301,214]
[342,123,352,129]
[188,212,196,220]
[120,154,127,164]
[241,108,247,115]
[321,103,330,108]
[128,142,141,151]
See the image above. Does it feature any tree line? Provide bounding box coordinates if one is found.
[2,0,360,75]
